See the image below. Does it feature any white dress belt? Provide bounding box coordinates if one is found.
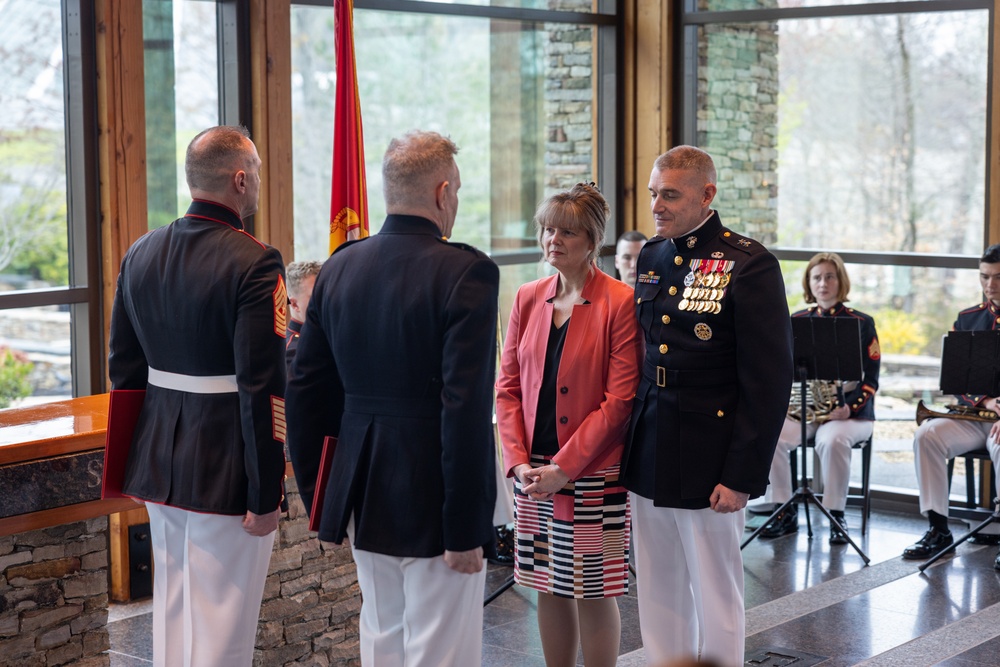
[147,367,238,394]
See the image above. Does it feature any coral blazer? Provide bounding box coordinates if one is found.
[496,267,642,498]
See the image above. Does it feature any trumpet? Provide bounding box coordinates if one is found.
[915,400,1000,426]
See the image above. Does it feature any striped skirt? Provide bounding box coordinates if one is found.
[513,454,630,599]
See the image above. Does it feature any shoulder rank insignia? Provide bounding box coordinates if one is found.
[273,275,288,337]
[738,239,752,247]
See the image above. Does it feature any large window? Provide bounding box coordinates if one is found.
[143,0,221,229]
[0,0,99,408]
[290,0,619,319]
[678,0,992,497]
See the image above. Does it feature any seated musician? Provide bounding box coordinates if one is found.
[760,252,880,544]
[904,243,1000,563]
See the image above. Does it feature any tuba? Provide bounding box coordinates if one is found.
[915,400,1000,426]
[787,380,843,424]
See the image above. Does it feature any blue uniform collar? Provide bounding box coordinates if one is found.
[673,211,721,251]
[380,214,445,239]
[185,199,245,230]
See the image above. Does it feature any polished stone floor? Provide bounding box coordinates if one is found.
[105,504,1000,666]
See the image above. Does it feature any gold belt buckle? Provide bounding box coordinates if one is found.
[656,366,666,387]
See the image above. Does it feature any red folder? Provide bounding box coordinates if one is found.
[102,389,146,499]
[308,436,338,532]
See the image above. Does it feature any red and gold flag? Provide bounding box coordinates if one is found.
[329,0,369,253]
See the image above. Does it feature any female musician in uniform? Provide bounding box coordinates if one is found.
[760,252,880,544]
[496,183,642,667]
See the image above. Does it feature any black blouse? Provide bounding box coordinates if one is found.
[530,317,570,457]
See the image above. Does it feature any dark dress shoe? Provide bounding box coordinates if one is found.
[829,515,849,545]
[760,508,798,538]
[488,526,515,566]
[902,528,953,560]
[970,532,1000,546]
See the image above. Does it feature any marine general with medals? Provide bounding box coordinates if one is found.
[622,145,793,667]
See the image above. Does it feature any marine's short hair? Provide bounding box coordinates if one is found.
[185,125,255,193]
[981,244,1000,264]
[286,260,323,298]
[382,131,459,209]
[653,145,717,185]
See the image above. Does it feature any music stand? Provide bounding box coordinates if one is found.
[742,316,870,565]
[919,330,1000,572]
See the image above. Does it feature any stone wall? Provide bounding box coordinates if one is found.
[255,476,361,667]
[697,0,780,244]
[0,518,110,667]
[544,0,596,193]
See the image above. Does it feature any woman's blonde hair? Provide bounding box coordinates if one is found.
[533,182,608,263]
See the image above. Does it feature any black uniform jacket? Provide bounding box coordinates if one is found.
[108,200,288,516]
[621,211,793,508]
[285,318,303,373]
[286,214,500,558]
[953,301,1000,408]
[792,304,880,421]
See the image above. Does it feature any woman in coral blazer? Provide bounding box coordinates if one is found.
[496,183,642,667]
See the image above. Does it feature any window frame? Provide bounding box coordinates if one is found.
[674,0,995,269]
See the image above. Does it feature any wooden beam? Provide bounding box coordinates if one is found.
[95,0,149,372]
[250,0,295,260]
[624,0,672,239]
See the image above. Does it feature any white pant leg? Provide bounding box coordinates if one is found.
[764,419,816,504]
[631,494,697,662]
[985,435,1000,506]
[631,494,746,667]
[146,503,275,667]
[913,418,992,517]
[351,547,406,667]
[813,420,873,511]
[493,448,515,526]
[148,503,185,667]
[401,553,487,667]
[351,545,487,667]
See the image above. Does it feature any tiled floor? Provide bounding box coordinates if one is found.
[105,505,1000,666]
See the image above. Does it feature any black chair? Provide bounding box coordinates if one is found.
[789,434,873,535]
[946,447,994,523]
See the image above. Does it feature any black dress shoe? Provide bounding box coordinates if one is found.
[829,514,849,545]
[760,508,798,538]
[488,526,515,566]
[902,528,953,560]
[970,532,1000,546]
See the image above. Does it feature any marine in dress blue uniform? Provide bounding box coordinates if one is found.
[905,244,1000,565]
[286,131,498,667]
[621,146,792,667]
[108,126,286,666]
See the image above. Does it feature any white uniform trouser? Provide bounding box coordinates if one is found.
[631,493,745,667]
[914,417,1000,518]
[146,503,275,667]
[349,543,487,667]
[764,417,873,511]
